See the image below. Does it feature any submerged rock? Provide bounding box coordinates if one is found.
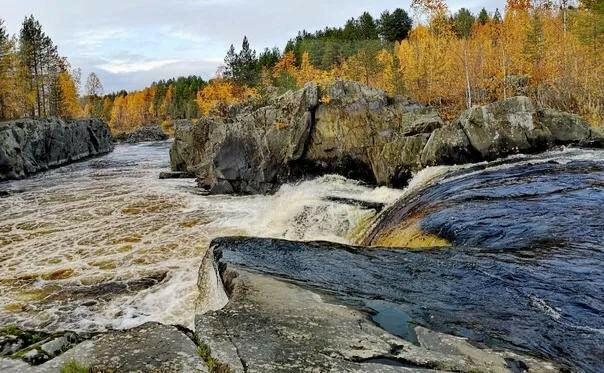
[194,238,560,372]
[0,118,113,181]
[113,124,169,144]
[159,171,195,179]
[170,80,602,194]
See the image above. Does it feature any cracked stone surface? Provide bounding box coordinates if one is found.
[195,261,558,373]
[29,322,207,373]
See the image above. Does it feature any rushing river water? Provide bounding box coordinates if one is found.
[1,141,603,371]
[0,141,402,332]
[214,147,604,372]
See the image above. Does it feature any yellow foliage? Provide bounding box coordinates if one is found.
[274,122,289,130]
[388,8,603,124]
[320,96,332,104]
[57,72,82,119]
[195,79,257,116]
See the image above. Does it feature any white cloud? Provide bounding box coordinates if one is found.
[163,28,209,43]
[71,28,129,48]
[96,59,181,74]
[3,0,506,91]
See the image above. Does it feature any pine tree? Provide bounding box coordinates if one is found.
[493,9,503,23]
[223,44,238,79]
[19,15,61,117]
[258,47,281,70]
[0,19,12,120]
[237,36,258,86]
[378,9,413,42]
[358,12,379,39]
[453,8,476,38]
[0,19,7,45]
[477,8,490,25]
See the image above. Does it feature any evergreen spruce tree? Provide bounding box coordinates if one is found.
[477,8,490,25]
[453,8,476,38]
[237,36,258,86]
[223,44,238,79]
[378,9,413,42]
[358,12,379,39]
[493,8,502,23]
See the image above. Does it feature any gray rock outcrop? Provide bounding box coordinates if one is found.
[34,323,206,373]
[0,118,114,181]
[113,124,169,144]
[170,80,603,195]
[194,239,559,372]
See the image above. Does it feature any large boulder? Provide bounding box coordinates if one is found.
[194,237,560,372]
[0,118,114,181]
[421,97,603,166]
[308,81,444,186]
[172,84,321,194]
[170,81,602,195]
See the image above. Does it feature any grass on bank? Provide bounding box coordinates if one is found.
[60,359,90,373]
[197,343,231,373]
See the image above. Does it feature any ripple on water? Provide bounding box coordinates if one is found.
[0,141,397,332]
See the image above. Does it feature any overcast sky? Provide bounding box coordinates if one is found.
[3,0,504,93]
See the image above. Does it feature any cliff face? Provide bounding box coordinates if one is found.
[171,80,603,195]
[0,118,114,181]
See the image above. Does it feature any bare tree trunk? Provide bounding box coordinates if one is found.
[464,43,472,109]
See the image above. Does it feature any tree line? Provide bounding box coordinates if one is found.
[97,76,206,133]
[2,1,602,132]
[0,16,113,121]
[0,15,208,132]
[202,0,602,125]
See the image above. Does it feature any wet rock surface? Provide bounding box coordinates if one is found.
[0,118,114,181]
[170,80,602,194]
[195,241,559,372]
[0,323,207,372]
[203,235,604,371]
[159,171,195,179]
[114,124,169,144]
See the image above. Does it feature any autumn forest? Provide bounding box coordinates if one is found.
[0,0,602,134]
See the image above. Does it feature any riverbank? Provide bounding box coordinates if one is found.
[0,118,113,181]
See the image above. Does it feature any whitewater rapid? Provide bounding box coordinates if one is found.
[0,141,404,331]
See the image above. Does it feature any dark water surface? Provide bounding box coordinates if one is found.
[215,148,604,372]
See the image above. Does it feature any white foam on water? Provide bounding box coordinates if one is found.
[3,142,601,332]
[0,143,404,332]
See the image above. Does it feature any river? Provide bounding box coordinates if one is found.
[1,141,603,371]
[0,141,401,332]
[216,147,604,372]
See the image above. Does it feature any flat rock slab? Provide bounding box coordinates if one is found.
[34,322,207,373]
[195,262,557,372]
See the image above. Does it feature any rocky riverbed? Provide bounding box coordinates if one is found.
[0,82,603,372]
[1,143,602,371]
